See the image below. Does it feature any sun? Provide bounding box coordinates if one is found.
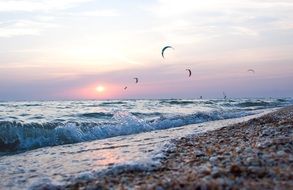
[95,85,105,93]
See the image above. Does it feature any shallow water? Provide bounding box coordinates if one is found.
[0,98,292,189]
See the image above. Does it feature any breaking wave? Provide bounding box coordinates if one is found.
[0,110,251,152]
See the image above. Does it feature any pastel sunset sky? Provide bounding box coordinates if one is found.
[0,0,293,100]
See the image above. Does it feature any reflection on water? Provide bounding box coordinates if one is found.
[92,150,125,166]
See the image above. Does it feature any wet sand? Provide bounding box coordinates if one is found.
[63,106,293,190]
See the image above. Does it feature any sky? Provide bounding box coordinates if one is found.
[0,0,293,100]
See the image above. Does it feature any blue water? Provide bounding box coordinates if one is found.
[0,98,291,153]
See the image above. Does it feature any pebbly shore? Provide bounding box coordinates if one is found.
[61,106,293,190]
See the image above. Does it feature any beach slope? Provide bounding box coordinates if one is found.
[66,106,293,190]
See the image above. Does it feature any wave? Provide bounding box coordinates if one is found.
[151,110,250,130]
[237,101,270,107]
[235,99,288,108]
[79,112,114,118]
[131,112,163,118]
[99,101,126,106]
[160,100,195,105]
[0,110,252,152]
[3,103,43,108]
[277,98,287,102]
[22,103,42,107]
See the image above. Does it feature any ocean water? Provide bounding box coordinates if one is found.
[0,98,292,189]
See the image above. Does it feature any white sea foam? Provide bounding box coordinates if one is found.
[0,110,254,152]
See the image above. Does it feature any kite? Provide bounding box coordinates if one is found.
[161,46,174,59]
[186,69,192,77]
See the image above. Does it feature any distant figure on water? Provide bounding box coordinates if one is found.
[223,92,227,100]
[124,86,127,90]
[200,96,203,99]
[161,46,174,59]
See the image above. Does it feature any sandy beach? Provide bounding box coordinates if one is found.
[62,106,293,190]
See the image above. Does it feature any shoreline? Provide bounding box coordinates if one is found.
[63,106,293,190]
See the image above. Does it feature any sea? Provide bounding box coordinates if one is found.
[0,98,292,189]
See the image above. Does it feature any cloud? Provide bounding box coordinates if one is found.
[145,0,293,46]
[230,26,259,36]
[78,9,119,17]
[0,0,88,37]
[0,20,57,37]
[0,0,119,38]
[152,0,293,17]
[0,0,93,12]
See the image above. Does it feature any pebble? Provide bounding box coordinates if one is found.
[244,147,254,153]
[209,156,217,163]
[261,128,275,137]
[256,140,272,149]
[211,167,221,178]
[247,166,260,173]
[198,165,211,175]
[276,150,286,157]
[235,147,242,153]
[289,155,293,162]
[230,164,242,176]
[246,157,260,166]
[195,150,205,157]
